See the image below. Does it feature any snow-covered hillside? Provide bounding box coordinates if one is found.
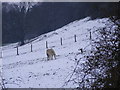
[2,17,109,88]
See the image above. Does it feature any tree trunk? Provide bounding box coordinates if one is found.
[19,6,26,46]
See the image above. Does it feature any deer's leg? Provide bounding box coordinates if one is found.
[54,55,56,59]
[47,54,49,60]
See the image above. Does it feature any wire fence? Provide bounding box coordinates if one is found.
[2,31,92,58]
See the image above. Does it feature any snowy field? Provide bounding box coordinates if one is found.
[1,17,109,88]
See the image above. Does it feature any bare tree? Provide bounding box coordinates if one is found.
[11,2,38,46]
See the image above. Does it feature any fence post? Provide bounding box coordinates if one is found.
[74,34,77,42]
[90,31,92,40]
[31,43,33,52]
[17,46,19,55]
[0,50,2,58]
[61,38,63,45]
[46,41,48,48]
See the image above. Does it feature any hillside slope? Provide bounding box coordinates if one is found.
[2,17,109,88]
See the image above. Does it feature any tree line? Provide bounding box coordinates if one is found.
[2,2,119,45]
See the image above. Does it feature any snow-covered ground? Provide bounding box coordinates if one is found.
[1,17,109,88]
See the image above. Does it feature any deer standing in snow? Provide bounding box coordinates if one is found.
[46,48,56,60]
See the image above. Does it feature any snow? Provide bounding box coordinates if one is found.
[1,17,109,88]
